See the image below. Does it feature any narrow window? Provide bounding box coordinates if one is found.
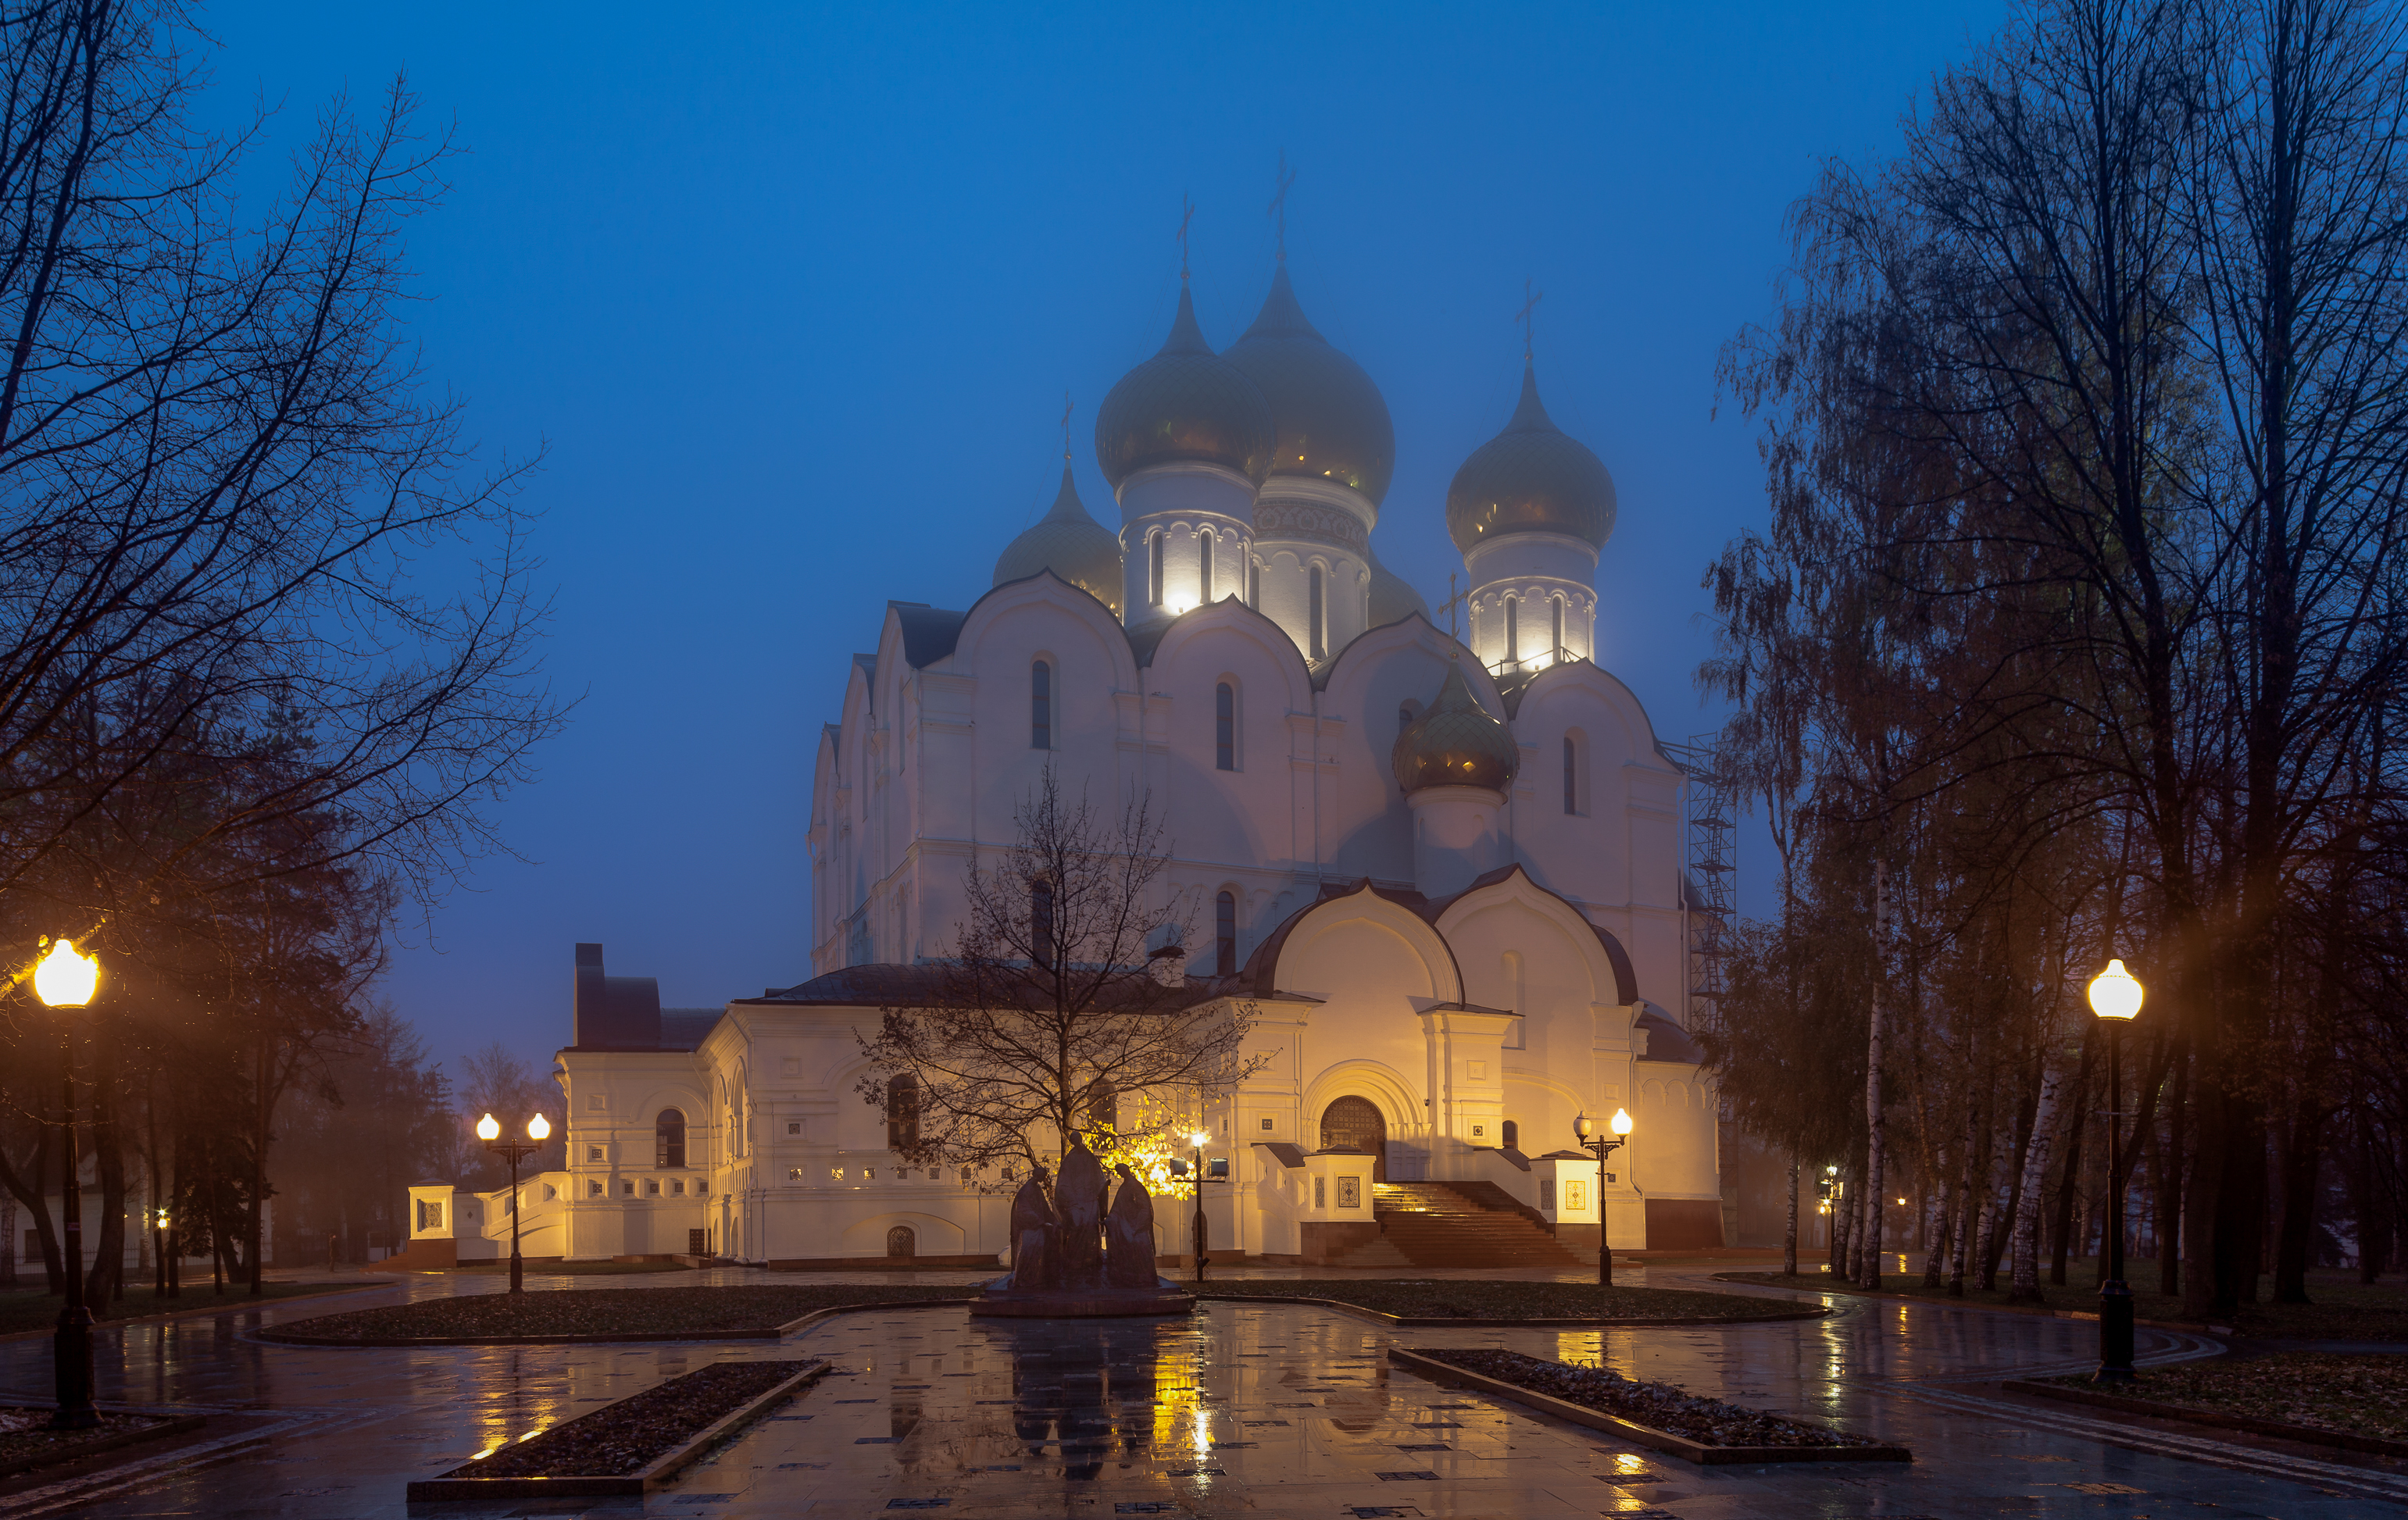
[656,1108,686,1169]
[1502,1119,1519,1150]
[1149,532,1165,607]
[1200,530,1213,604]
[1031,660,1052,750]
[1506,596,1520,662]
[1552,595,1565,657]
[1031,880,1055,970]
[1249,558,1259,607]
[1215,683,1234,771]
[1564,736,1577,814]
[886,1075,920,1150]
[1308,566,1325,658]
[1215,890,1237,974]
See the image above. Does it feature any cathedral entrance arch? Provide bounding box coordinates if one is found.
[1320,1096,1388,1183]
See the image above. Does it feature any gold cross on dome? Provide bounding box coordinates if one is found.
[1060,391,1074,462]
[1438,573,1468,642]
[1269,150,1296,262]
[1517,280,1544,362]
[1177,194,1195,280]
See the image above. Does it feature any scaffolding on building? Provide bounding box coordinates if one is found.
[1662,732,1736,1036]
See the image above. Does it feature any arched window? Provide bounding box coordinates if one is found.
[1215,890,1238,975]
[886,1075,920,1151]
[1501,1119,1519,1151]
[1551,595,1565,658]
[1506,595,1520,662]
[1214,683,1235,771]
[1249,557,1260,608]
[1149,532,1165,607]
[1200,530,1214,603]
[1564,736,1577,814]
[1031,660,1052,750]
[656,1108,687,1169]
[1307,565,1326,658]
[1031,880,1055,970]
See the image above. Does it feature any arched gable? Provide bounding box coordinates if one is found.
[1243,880,1463,1005]
[1508,658,1674,772]
[948,572,1141,690]
[1431,864,1638,1006]
[1318,612,1509,715]
[1144,598,1315,712]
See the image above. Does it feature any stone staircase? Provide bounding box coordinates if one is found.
[1327,1181,1589,1269]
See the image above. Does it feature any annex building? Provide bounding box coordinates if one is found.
[401,262,1723,1272]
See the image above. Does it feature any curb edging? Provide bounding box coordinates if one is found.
[0,1413,209,1481]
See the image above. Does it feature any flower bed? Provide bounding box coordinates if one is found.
[0,1407,202,1478]
[1404,1348,1894,1453]
[2038,1353,2408,1443]
[448,1361,811,1479]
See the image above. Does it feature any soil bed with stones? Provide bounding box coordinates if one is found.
[1409,1347,1887,1449]
[1205,1279,1811,1323]
[0,1408,196,1477]
[2040,1353,2408,1442]
[442,1361,810,1479]
[266,1283,971,1342]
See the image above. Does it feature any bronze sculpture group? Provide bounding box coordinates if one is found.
[982,1136,1185,1311]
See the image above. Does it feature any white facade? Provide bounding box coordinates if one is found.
[534,269,1721,1265]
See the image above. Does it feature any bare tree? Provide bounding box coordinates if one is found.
[856,768,1267,1179]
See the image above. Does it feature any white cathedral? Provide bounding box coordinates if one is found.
[399,264,1724,1272]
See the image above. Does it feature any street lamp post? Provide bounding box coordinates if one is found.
[2088,958,2144,1383]
[478,1111,550,1294]
[1574,1109,1635,1288]
[34,939,100,1430]
[1188,1129,1212,1284]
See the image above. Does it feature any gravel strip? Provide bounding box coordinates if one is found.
[445,1361,814,1479]
[0,1407,174,1467]
[1409,1347,1880,1447]
[2047,1352,2408,1440]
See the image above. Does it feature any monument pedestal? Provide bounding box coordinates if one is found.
[970,1283,1195,1318]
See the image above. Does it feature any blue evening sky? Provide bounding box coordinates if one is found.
[210,2,2004,1083]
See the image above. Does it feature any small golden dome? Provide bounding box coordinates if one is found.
[1393,664,1519,794]
[995,463,1124,614]
[1222,265,1396,507]
[1094,286,1275,489]
[1445,362,1617,553]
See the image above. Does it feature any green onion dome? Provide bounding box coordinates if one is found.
[1094,286,1275,490]
[1445,362,1617,554]
[1221,265,1395,507]
[995,464,1124,614]
[1392,664,1520,793]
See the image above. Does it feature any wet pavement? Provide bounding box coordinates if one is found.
[0,1261,2403,1518]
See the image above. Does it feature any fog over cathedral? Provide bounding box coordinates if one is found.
[399,255,1719,1269]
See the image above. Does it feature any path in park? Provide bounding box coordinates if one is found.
[0,1260,2400,1518]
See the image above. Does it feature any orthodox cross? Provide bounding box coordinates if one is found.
[1516,280,1544,363]
[1438,572,1469,642]
[1060,391,1074,463]
[1269,150,1296,262]
[1177,194,1195,280]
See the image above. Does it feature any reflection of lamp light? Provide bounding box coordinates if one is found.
[527,1113,550,1141]
[34,939,98,1008]
[477,1113,500,1141]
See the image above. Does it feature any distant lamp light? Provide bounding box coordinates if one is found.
[34,938,98,1008]
[527,1113,551,1141]
[476,1113,501,1142]
[2088,959,2144,1021]
[1610,1108,1634,1136]
[1189,1130,1211,1147]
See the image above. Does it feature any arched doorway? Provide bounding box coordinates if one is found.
[886,1224,917,1258]
[1320,1097,1388,1183]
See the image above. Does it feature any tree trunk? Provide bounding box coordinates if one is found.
[1925,1146,1954,1290]
[1860,861,1887,1288]
[2010,1060,2070,1303]
[2273,1100,2322,1304]
[2354,1104,2381,1284]
[1783,1148,1799,1277]
[2159,1043,2188,1297]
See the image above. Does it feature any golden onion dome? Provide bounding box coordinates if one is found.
[1445,362,1617,554]
[994,462,1124,614]
[1221,265,1396,507]
[1392,664,1520,794]
[1366,543,1430,628]
[1094,285,1275,490]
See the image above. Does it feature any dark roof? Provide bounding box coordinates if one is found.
[1252,1141,1307,1169]
[659,1009,723,1050]
[891,601,968,668]
[1635,1008,1705,1064]
[746,962,1249,1012]
[1238,866,1638,1005]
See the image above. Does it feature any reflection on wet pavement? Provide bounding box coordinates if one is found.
[0,1265,2401,1517]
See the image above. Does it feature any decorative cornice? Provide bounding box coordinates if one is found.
[1255,499,1369,553]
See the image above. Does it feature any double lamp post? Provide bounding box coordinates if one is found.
[2087,957,2144,1383]
[477,1111,551,1294]
[1573,1107,1634,1287]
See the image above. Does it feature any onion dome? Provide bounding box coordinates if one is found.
[1366,544,1430,627]
[1094,286,1275,490]
[1445,362,1617,553]
[994,463,1124,614]
[1393,664,1520,793]
[1221,266,1395,506]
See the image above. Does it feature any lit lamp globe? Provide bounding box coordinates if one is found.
[527,1113,550,1141]
[2088,960,2144,1021]
[1189,1130,1211,1147]
[476,1112,500,1142]
[34,939,98,1008]
[1610,1108,1634,1136]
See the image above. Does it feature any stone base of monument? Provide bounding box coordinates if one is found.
[969,1280,1196,1318]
